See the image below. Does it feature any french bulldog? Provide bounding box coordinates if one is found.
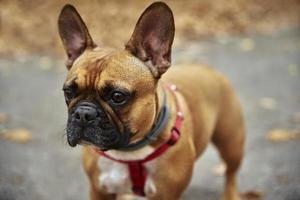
[58,2,245,200]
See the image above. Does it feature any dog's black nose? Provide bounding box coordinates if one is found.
[74,106,98,124]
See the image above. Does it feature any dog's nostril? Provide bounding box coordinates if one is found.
[84,113,93,121]
[96,111,101,118]
[75,112,81,120]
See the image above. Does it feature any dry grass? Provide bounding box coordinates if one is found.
[0,0,300,57]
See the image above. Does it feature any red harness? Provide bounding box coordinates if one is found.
[94,84,184,196]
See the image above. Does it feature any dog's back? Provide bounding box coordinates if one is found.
[163,64,245,162]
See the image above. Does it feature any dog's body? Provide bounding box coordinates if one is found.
[58,2,245,200]
[82,63,244,200]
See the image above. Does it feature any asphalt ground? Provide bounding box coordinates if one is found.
[0,29,299,200]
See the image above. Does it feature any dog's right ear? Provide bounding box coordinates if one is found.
[58,4,95,70]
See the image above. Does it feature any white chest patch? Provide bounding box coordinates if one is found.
[97,148,157,196]
[98,156,131,194]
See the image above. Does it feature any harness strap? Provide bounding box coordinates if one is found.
[128,162,147,196]
[94,84,184,196]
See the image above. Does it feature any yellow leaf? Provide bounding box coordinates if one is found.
[239,38,255,52]
[241,190,264,200]
[0,129,33,143]
[288,64,299,77]
[211,163,226,176]
[292,112,300,124]
[39,56,52,71]
[0,113,8,124]
[267,129,299,142]
[259,97,276,110]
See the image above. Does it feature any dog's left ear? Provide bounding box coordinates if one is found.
[58,4,96,70]
[125,2,175,78]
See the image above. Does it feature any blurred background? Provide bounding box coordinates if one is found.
[0,0,300,199]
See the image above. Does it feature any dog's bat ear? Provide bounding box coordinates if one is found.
[125,2,175,78]
[58,4,96,70]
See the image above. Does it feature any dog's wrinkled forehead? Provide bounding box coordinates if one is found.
[65,48,155,91]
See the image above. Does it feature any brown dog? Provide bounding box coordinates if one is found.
[58,2,245,200]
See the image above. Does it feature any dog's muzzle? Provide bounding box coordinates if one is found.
[66,101,130,150]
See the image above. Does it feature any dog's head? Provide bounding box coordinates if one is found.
[58,2,174,150]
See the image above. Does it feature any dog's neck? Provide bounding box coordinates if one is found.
[104,81,177,160]
[151,82,176,145]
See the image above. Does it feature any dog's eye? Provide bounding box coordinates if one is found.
[64,89,76,103]
[111,91,127,104]
[63,83,78,104]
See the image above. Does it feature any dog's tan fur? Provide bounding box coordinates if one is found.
[59,2,245,200]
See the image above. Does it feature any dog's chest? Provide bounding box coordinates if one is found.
[98,156,157,196]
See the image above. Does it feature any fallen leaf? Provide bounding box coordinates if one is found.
[0,128,33,143]
[259,97,276,110]
[0,113,8,124]
[239,38,255,52]
[276,175,289,184]
[211,163,226,176]
[292,112,300,124]
[267,129,299,142]
[11,175,24,185]
[39,56,52,71]
[241,190,264,200]
[288,64,299,77]
[0,66,12,77]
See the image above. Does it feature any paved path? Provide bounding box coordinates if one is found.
[0,29,299,200]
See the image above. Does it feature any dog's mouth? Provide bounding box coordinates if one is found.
[66,101,130,151]
[66,126,128,151]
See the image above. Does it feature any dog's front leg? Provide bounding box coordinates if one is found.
[148,193,181,200]
[146,168,193,200]
[87,170,117,200]
[82,148,115,200]
[89,187,116,200]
